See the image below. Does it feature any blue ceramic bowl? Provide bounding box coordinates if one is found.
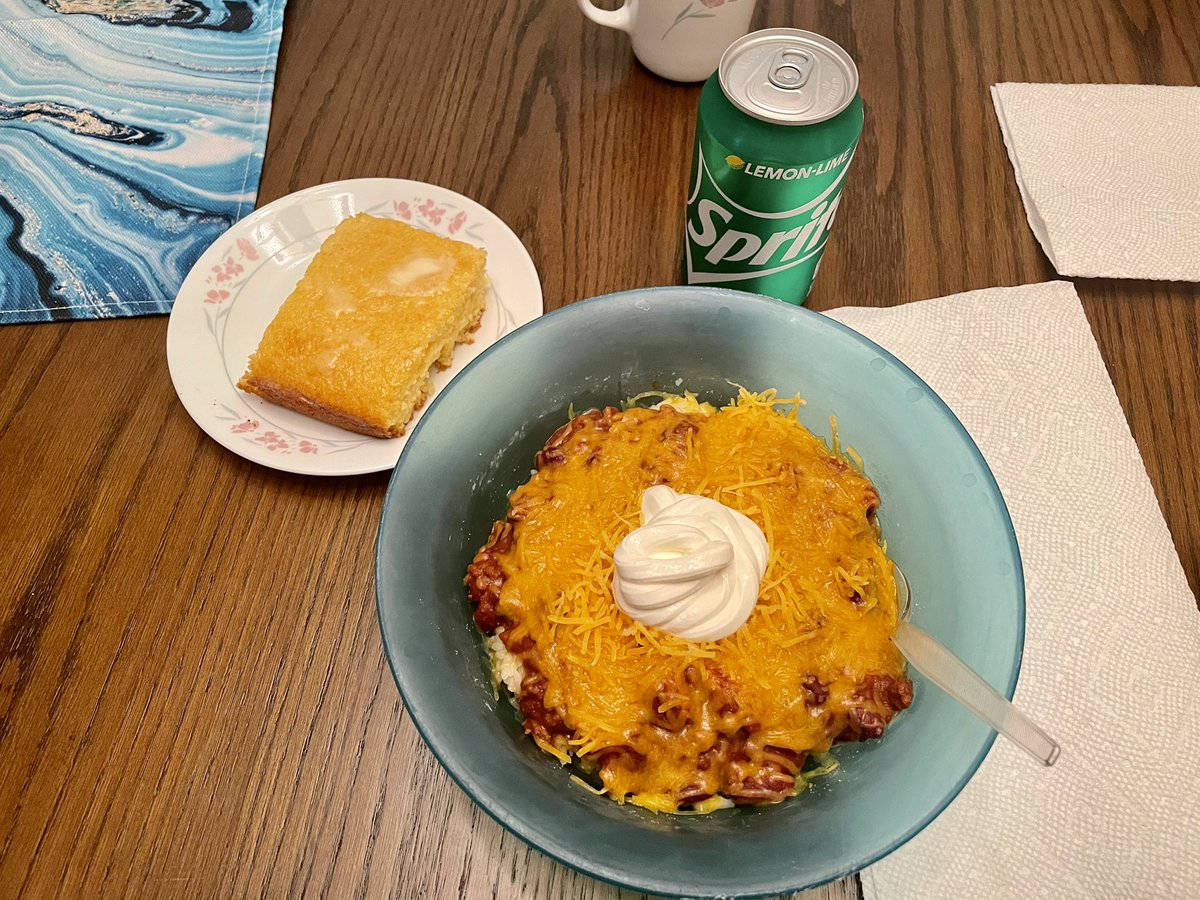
[376,287,1023,898]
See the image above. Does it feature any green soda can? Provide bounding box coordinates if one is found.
[683,28,863,304]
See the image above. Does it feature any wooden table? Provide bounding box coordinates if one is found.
[2,1,1196,896]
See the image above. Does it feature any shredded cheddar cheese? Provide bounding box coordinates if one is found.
[468,390,911,812]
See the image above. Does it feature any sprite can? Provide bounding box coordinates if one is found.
[683,28,863,304]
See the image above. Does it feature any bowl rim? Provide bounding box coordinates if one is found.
[375,285,1026,898]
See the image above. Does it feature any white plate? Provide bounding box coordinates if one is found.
[166,178,543,475]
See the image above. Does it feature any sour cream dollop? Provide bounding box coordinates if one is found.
[613,485,769,642]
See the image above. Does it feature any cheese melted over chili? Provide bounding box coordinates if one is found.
[466,391,912,813]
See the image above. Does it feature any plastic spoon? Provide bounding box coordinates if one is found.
[892,565,1060,766]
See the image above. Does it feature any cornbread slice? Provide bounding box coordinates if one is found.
[238,213,488,438]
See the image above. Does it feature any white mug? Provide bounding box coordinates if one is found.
[577,0,758,83]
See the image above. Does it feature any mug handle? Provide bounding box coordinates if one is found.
[576,0,632,32]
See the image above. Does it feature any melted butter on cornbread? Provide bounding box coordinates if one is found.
[387,254,451,292]
[321,281,359,316]
[238,214,487,438]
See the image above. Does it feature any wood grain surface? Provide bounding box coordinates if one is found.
[1,1,1197,897]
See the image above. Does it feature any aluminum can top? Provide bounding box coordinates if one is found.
[718,28,859,126]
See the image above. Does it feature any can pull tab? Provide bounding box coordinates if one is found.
[767,49,814,90]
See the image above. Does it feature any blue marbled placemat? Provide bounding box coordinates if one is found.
[0,0,286,323]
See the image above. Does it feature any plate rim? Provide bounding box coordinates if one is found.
[165,177,543,476]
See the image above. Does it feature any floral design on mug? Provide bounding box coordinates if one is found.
[663,0,739,39]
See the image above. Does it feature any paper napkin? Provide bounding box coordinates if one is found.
[820,282,1200,899]
[991,83,1200,281]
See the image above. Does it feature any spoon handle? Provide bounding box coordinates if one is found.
[892,620,1061,766]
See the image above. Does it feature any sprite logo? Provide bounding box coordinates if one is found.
[684,142,853,289]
